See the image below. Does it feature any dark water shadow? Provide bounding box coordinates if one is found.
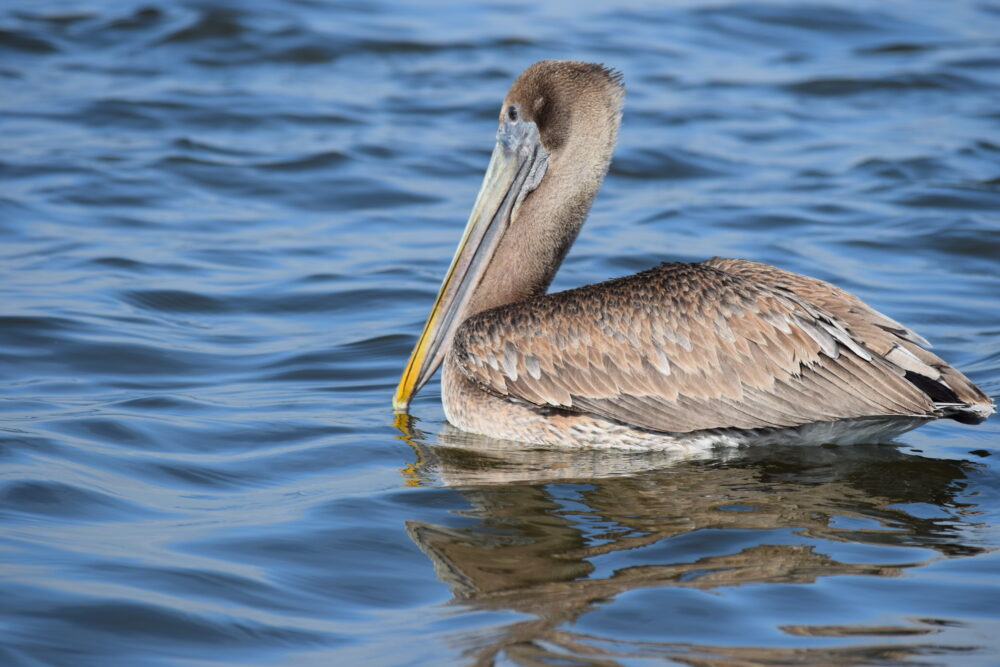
[394,420,990,664]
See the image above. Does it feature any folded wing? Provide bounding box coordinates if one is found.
[452,261,949,433]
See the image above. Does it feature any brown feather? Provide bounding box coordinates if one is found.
[415,61,993,443]
[704,258,991,408]
[452,262,948,434]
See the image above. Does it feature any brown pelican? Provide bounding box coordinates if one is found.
[393,60,993,448]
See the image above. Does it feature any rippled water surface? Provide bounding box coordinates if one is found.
[2,1,1000,664]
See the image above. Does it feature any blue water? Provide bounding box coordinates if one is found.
[2,1,999,664]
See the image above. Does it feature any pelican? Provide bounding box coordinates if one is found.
[393,60,993,448]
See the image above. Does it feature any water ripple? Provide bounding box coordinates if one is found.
[1,0,998,664]
[784,71,983,96]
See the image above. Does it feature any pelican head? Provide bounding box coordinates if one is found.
[394,60,625,412]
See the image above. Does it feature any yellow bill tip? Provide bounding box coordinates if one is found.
[392,392,410,414]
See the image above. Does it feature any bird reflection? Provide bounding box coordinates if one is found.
[396,420,987,665]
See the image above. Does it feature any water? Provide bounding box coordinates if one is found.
[2,0,999,664]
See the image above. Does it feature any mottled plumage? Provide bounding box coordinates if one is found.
[394,60,994,447]
[452,260,990,437]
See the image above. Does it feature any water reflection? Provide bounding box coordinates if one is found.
[399,423,987,664]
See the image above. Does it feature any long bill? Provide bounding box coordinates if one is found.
[393,115,548,413]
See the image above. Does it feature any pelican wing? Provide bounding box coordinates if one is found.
[452,261,938,433]
[704,257,991,409]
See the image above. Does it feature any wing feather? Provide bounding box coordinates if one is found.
[705,257,991,408]
[453,261,943,434]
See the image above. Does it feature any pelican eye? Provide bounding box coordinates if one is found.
[506,105,518,122]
